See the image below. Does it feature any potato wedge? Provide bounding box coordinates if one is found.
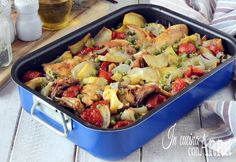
[83,77,108,87]
[50,51,73,63]
[155,24,188,51]
[71,61,97,81]
[159,66,183,80]
[94,27,112,44]
[116,25,126,32]
[25,77,48,90]
[68,33,91,55]
[164,46,179,65]
[143,53,168,68]
[123,12,145,27]
[179,33,201,46]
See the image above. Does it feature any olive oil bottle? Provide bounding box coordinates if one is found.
[38,0,72,30]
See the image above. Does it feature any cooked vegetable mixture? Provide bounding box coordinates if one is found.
[22,12,230,129]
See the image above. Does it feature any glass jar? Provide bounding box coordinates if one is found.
[38,0,73,30]
[0,6,12,68]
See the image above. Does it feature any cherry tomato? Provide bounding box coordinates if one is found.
[183,68,192,78]
[184,66,205,78]
[80,47,94,55]
[62,85,81,98]
[191,67,204,77]
[98,70,112,82]
[112,31,125,39]
[178,43,197,54]
[90,100,109,109]
[146,94,167,109]
[80,47,100,55]
[80,108,103,127]
[207,45,222,56]
[171,78,188,93]
[99,61,111,71]
[22,71,43,82]
[113,120,133,129]
[98,62,113,82]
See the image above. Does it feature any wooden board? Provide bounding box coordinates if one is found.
[0,0,99,87]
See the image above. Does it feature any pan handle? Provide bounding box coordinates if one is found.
[30,102,69,137]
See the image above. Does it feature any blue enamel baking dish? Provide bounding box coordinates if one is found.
[11,4,236,160]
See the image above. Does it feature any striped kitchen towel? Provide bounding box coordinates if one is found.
[150,0,236,156]
[192,101,236,156]
[150,0,236,36]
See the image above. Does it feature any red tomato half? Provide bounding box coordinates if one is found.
[98,70,112,82]
[98,61,113,82]
[146,94,167,109]
[80,47,94,55]
[184,66,205,78]
[80,47,100,55]
[22,71,43,82]
[112,31,125,39]
[99,61,111,71]
[207,45,222,56]
[178,43,196,54]
[113,120,133,129]
[80,108,103,127]
[62,85,81,98]
[171,78,188,93]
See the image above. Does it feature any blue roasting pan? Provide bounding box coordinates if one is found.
[11,4,236,160]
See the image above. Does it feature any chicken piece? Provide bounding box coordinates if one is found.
[98,39,137,55]
[132,57,146,68]
[125,45,137,55]
[155,24,188,51]
[108,63,117,73]
[127,25,152,45]
[132,85,160,104]
[43,56,82,79]
[50,78,79,98]
[98,39,130,48]
[56,97,84,112]
[118,88,136,107]
[81,84,104,106]
[131,49,150,68]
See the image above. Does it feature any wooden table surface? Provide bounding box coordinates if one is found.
[1,0,236,162]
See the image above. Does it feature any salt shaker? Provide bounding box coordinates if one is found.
[1,0,15,43]
[0,6,13,67]
[15,0,42,41]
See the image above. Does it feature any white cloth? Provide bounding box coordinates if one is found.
[150,0,236,156]
[150,0,236,35]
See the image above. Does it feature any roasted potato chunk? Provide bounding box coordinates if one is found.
[69,33,91,55]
